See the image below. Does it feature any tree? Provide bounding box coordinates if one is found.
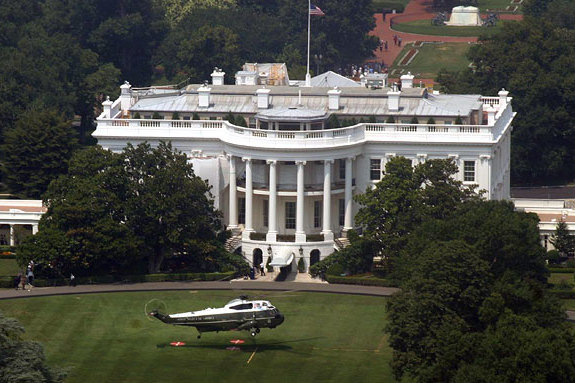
[1,109,78,199]
[0,311,65,383]
[354,157,477,271]
[121,141,223,273]
[550,220,575,257]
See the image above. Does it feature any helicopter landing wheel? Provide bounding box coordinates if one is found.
[250,331,257,337]
[256,328,260,334]
[197,334,201,339]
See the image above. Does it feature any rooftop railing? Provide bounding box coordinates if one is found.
[95,101,514,147]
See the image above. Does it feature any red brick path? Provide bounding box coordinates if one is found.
[368,0,524,81]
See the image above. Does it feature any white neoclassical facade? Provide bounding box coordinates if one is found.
[93,66,514,272]
[0,200,43,246]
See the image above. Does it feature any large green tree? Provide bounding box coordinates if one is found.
[19,142,231,275]
[1,109,78,199]
[354,157,478,271]
[387,201,572,382]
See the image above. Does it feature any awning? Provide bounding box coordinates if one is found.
[269,247,295,267]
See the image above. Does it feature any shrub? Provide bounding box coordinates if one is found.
[547,249,561,264]
[455,116,463,124]
[133,112,141,119]
[326,263,344,276]
[298,257,306,273]
[172,112,180,120]
[427,117,436,124]
[152,112,162,119]
[192,112,200,120]
[266,257,273,272]
[325,275,396,287]
[410,117,419,124]
[567,259,575,268]
[386,116,395,123]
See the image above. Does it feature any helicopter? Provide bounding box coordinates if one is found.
[148,295,285,338]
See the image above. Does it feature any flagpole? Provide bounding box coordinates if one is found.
[305,0,311,87]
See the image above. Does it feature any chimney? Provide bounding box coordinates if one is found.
[102,96,113,118]
[119,81,132,112]
[328,87,341,110]
[256,88,271,109]
[400,72,414,89]
[211,67,225,86]
[388,87,400,112]
[486,106,497,125]
[198,85,211,108]
[498,88,509,109]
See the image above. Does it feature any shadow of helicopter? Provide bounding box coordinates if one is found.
[156,336,322,355]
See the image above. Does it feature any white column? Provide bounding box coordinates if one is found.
[242,157,254,239]
[228,155,238,231]
[343,157,353,233]
[9,225,14,246]
[322,160,334,240]
[266,160,278,242]
[296,161,307,242]
[32,224,38,235]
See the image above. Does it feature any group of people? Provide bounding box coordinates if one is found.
[14,261,34,291]
[338,63,388,80]
[392,34,403,47]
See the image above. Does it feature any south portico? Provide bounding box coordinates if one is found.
[226,152,357,271]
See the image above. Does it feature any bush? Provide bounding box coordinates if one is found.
[133,112,141,119]
[30,271,236,287]
[326,263,344,276]
[152,112,162,119]
[324,275,397,287]
[548,267,575,273]
[298,257,306,273]
[567,259,575,268]
[548,289,575,299]
[410,117,419,124]
[172,112,180,120]
[546,249,561,264]
[386,116,395,123]
[427,117,436,124]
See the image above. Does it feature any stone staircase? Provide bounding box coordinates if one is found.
[225,234,242,253]
[334,237,351,251]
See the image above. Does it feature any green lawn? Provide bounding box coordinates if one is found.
[0,291,393,383]
[372,0,411,13]
[549,272,574,288]
[0,258,20,277]
[392,19,508,37]
[478,0,522,13]
[391,42,472,78]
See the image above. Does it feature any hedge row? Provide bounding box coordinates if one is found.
[325,275,397,287]
[548,289,575,299]
[0,254,16,260]
[548,268,575,274]
[0,271,236,289]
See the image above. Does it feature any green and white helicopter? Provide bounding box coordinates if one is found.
[147,295,285,338]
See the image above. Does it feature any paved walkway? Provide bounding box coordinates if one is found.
[368,0,523,79]
[0,280,399,300]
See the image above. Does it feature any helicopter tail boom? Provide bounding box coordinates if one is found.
[148,310,174,324]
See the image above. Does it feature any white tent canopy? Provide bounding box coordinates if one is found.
[269,247,295,267]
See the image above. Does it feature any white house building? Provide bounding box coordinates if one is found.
[93,66,514,272]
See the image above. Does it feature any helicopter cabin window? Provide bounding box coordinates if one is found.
[230,303,253,310]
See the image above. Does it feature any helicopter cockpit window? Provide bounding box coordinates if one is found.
[230,303,253,310]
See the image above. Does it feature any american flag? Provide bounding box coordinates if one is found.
[309,4,325,16]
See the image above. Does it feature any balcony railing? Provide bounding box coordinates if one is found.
[95,101,514,147]
[249,232,325,242]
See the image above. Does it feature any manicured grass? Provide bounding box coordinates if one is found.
[372,0,411,13]
[0,291,392,383]
[549,272,574,287]
[392,19,508,37]
[0,258,20,277]
[390,42,472,78]
[478,0,522,13]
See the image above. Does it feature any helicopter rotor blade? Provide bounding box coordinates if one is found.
[144,299,168,321]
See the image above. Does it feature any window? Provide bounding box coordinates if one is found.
[239,198,245,224]
[370,159,381,180]
[464,161,475,182]
[263,200,268,227]
[314,201,322,228]
[285,202,296,229]
[230,303,253,310]
[339,159,346,179]
[339,199,345,226]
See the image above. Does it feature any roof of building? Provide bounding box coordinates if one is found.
[310,71,361,88]
[128,83,483,118]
